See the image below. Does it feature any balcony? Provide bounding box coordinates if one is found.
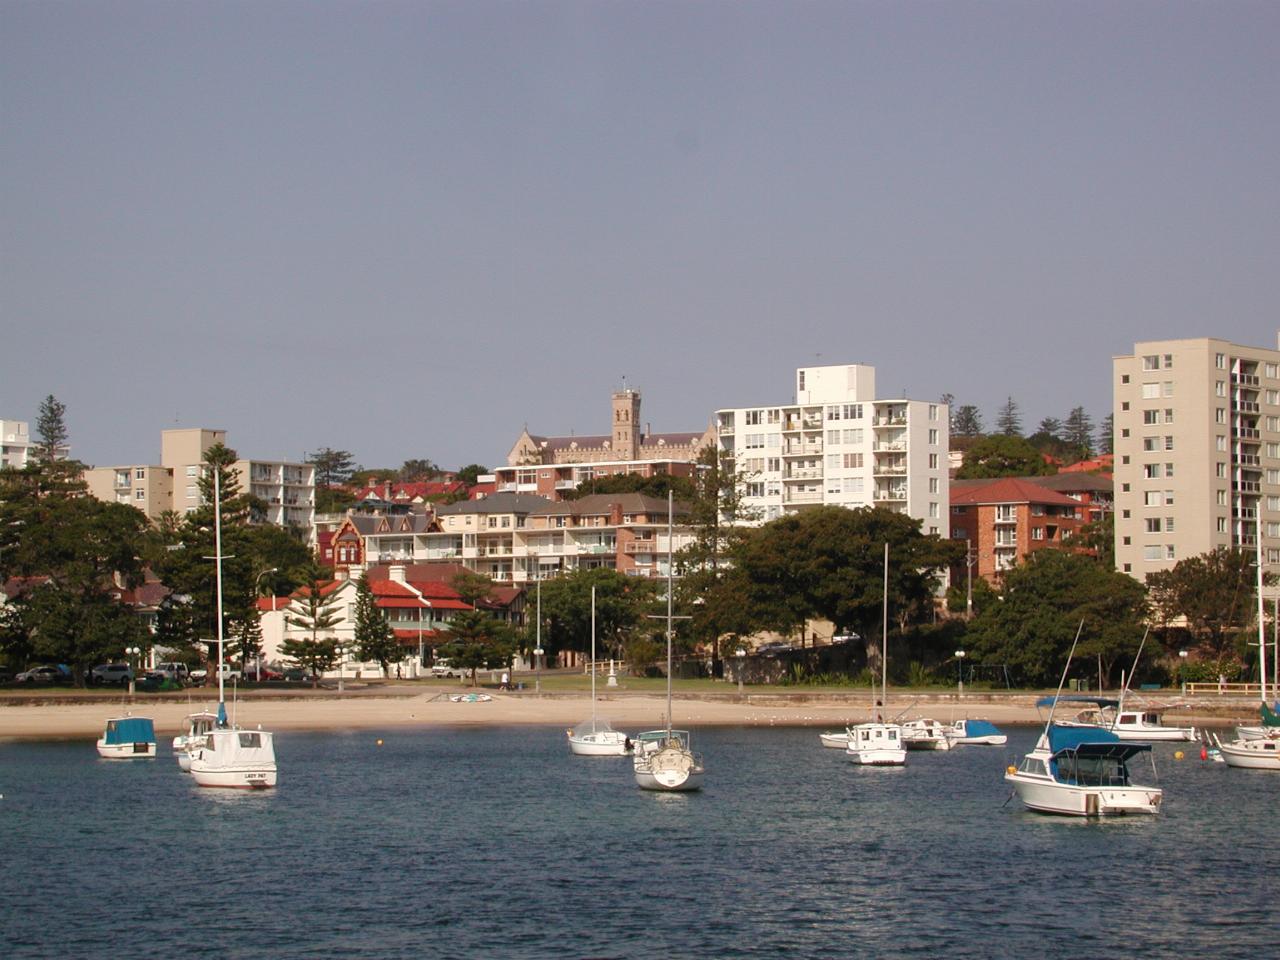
[872,417,906,428]
[1236,454,1261,467]
[1234,400,1261,414]
[1237,481,1261,493]
[624,540,656,555]
[875,489,906,502]
[784,468,822,480]
[1236,427,1261,440]
[719,424,735,435]
[873,464,907,476]
[1233,373,1261,386]
[782,443,823,457]
[873,442,906,453]
[785,492,824,505]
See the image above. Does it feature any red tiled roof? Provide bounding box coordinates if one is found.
[393,628,443,644]
[257,597,291,612]
[950,478,1081,507]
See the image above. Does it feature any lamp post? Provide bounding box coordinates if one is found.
[955,649,966,697]
[252,567,277,682]
[533,562,543,694]
[125,646,140,696]
[1179,649,1189,696]
[736,647,746,695]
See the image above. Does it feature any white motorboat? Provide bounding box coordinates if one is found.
[189,467,278,790]
[1005,725,1162,816]
[173,710,218,772]
[819,730,852,749]
[845,722,907,765]
[96,716,156,759]
[901,718,954,751]
[189,726,279,789]
[1007,626,1162,817]
[1214,733,1280,770]
[633,493,704,792]
[1040,696,1196,742]
[846,544,905,767]
[568,586,632,757]
[947,719,1007,745]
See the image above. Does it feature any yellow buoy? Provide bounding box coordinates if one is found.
[1006,765,1017,775]
[376,739,384,746]
[1173,750,1183,760]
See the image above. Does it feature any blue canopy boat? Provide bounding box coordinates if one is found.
[96,716,156,759]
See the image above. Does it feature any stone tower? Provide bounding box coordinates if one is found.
[611,388,641,461]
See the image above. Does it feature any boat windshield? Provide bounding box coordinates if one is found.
[1052,754,1131,787]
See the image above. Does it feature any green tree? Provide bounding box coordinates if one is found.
[456,464,488,485]
[564,472,697,501]
[995,396,1022,436]
[964,550,1147,686]
[353,576,401,676]
[1036,417,1063,439]
[307,448,355,488]
[1146,548,1269,661]
[283,566,343,686]
[1098,413,1114,455]
[537,569,658,662]
[951,405,984,439]
[398,459,441,481]
[35,394,69,465]
[1076,513,1114,568]
[438,610,515,685]
[955,434,1056,479]
[235,602,265,673]
[1063,406,1094,457]
[450,570,496,607]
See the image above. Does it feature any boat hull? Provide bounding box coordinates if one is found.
[1218,739,1280,770]
[633,743,704,791]
[189,764,278,789]
[634,765,704,792]
[819,732,851,749]
[95,740,156,759]
[1004,773,1161,816]
[847,747,906,765]
[568,731,631,756]
[1110,725,1196,742]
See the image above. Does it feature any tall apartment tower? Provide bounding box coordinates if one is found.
[1113,336,1280,579]
[715,364,949,536]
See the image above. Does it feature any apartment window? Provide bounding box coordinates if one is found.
[844,404,863,419]
[1122,483,1130,492]
[827,406,841,421]
[1216,353,1226,369]
[501,517,510,528]
[1216,408,1226,424]
[827,430,841,445]
[135,489,145,501]
[1218,517,1228,533]
[1165,436,1174,451]
[1142,355,1159,370]
[844,453,863,469]
[1121,375,1130,384]
[929,404,938,421]
[1270,496,1280,512]
[1142,437,1158,452]
[1145,518,1162,533]
[1268,390,1280,406]
[928,429,939,445]
[488,517,497,528]
[1164,354,1173,368]
[1143,545,1162,561]
[827,476,843,495]
[1143,410,1160,425]
[929,478,939,494]
[1122,456,1130,465]
[1121,429,1130,438]
[1269,469,1280,484]
[1166,545,1176,560]
[767,434,780,449]
[1144,491,1162,506]
[1032,527,1044,540]
[1165,463,1174,478]
[1269,523,1280,538]
[134,468,145,480]
[186,485,198,499]
[745,434,764,450]
[928,502,939,518]
[767,458,781,472]
[1268,363,1279,379]
[798,371,805,390]
[745,410,762,425]
[1216,463,1226,478]
[1268,417,1279,432]
[1218,490,1227,506]
[843,429,863,444]
[1141,383,1160,399]
[1164,408,1173,423]
[1215,381,1226,397]
[745,482,764,498]
[846,477,864,493]
[1165,517,1175,533]
[827,454,841,470]
[1123,537,1131,546]
[186,465,198,477]
[1122,510,1130,519]
[928,454,939,469]
[1269,442,1280,458]
[1163,382,1174,398]
[1143,464,1161,479]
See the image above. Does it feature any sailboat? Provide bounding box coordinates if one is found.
[845,543,906,766]
[1006,624,1162,817]
[567,586,632,756]
[633,492,704,791]
[187,467,279,790]
[1215,513,1280,767]
[172,709,219,772]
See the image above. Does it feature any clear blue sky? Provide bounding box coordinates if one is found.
[3,1,1277,471]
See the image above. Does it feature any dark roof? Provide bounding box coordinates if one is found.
[532,493,691,518]
[1027,473,1114,495]
[435,492,551,516]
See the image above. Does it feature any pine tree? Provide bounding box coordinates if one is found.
[353,576,401,677]
[35,394,68,464]
[1099,413,1114,455]
[1063,406,1094,456]
[995,397,1022,437]
[283,567,343,686]
[951,405,984,438]
[1037,417,1063,439]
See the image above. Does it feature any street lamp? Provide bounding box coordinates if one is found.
[736,647,746,695]
[955,649,966,697]
[1179,649,1189,695]
[125,646,140,695]
[252,567,277,682]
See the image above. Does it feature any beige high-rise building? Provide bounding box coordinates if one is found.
[1113,336,1280,579]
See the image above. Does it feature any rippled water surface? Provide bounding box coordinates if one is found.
[2,725,1277,959]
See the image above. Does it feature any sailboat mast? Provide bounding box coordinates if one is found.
[882,542,888,715]
[590,585,597,730]
[666,491,674,738]
[1044,621,1085,733]
[213,466,226,714]
[1258,510,1267,705]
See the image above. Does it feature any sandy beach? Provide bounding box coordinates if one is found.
[0,687,1258,741]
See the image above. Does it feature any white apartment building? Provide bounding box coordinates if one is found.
[1,420,32,469]
[84,428,315,536]
[716,364,949,536]
[1114,336,1280,579]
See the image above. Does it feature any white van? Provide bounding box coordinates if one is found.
[431,659,467,678]
[157,662,191,683]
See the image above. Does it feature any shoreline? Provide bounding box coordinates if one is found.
[0,688,1261,742]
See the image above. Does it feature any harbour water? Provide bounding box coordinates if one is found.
[2,724,1277,958]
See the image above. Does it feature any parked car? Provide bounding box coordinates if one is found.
[88,663,134,685]
[135,671,169,692]
[156,662,191,683]
[249,666,284,682]
[216,664,243,682]
[830,633,860,645]
[755,643,792,656]
[431,659,468,678]
[15,664,66,684]
[283,667,311,683]
[189,667,208,686]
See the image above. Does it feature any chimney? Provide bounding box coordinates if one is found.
[389,563,407,584]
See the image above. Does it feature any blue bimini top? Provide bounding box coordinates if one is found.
[102,717,156,745]
[1035,695,1121,709]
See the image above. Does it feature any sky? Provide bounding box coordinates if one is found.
[3,1,1278,472]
